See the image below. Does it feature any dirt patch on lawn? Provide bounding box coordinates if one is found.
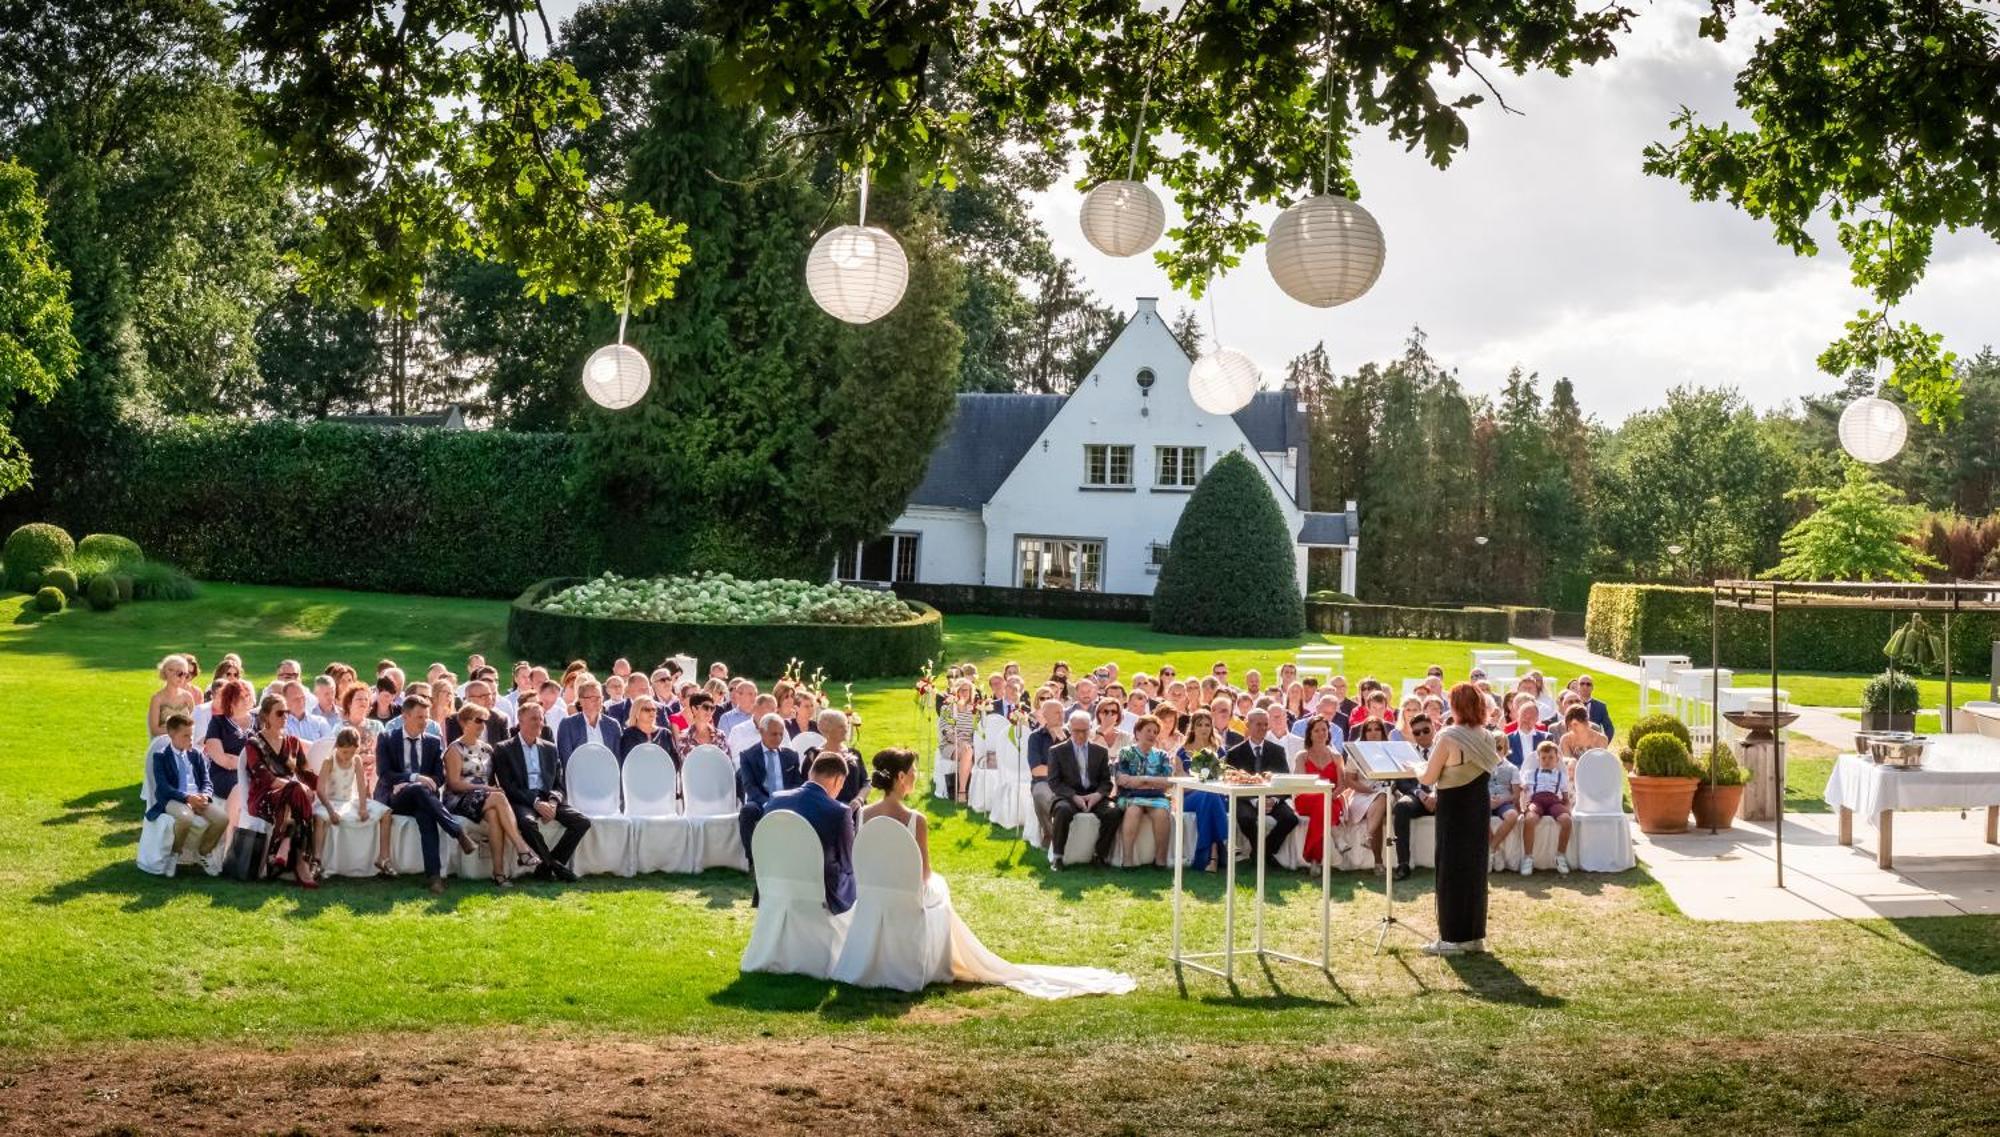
[2,1031,1994,1135]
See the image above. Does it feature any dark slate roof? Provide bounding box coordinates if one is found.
[1233,390,1310,508]
[324,405,466,430]
[907,393,1067,509]
[1297,510,1355,547]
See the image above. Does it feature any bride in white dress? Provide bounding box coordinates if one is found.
[858,750,1134,999]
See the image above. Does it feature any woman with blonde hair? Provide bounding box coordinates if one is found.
[947,678,979,803]
[148,654,201,738]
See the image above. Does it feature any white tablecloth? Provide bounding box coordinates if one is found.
[1823,736,2000,823]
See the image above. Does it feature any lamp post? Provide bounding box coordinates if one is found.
[1667,543,1685,585]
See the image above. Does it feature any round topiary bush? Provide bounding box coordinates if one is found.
[1151,451,1306,638]
[1634,732,1700,778]
[76,533,143,567]
[4,523,74,593]
[41,565,78,598]
[85,573,120,611]
[113,573,135,603]
[33,586,64,612]
[1622,712,1691,760]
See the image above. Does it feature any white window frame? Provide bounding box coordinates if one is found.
[1017,536,1105,592]
[1154,445,1204,488]
[1083,443,1133,488]
[836,532,920,584]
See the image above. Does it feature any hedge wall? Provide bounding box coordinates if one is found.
[894,582,1152,622]
[1306,600,1512,643]
[1585,582,2000,673]
[17,418,599,598]
[507,578,945,680]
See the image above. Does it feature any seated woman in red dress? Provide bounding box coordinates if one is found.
[1293,716,1345,866]
[244,694,321,888]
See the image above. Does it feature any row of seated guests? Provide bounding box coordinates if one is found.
[145,651,862,895]
[932,656,1613,877]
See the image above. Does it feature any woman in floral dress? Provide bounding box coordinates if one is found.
[1114,715,1180,868]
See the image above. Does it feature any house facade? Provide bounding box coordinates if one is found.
[835,297,1359,597]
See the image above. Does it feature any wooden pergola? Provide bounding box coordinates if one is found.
[1709,579,2000,887]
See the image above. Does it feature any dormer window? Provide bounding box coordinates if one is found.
[1084,443,1133,487]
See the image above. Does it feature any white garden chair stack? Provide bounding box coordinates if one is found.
[740,810,848,980]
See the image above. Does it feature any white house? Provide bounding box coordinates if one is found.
[834,297,1360,597]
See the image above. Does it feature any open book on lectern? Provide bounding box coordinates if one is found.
[1343,740,1426,780]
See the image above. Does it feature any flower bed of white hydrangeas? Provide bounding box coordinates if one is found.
[539,572,915,626]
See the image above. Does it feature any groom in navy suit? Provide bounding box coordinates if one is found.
[765,752,856,915]
[736,713,803,867]
[374,694,475,892]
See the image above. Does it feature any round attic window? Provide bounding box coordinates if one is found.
[1136,367,1156,391]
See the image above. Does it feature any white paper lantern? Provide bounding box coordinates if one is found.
[581,343,651,410]
[1079,179,1166,258]
[806,224,909,324]
[1838,395,1907,464]
[1264,193,1385,308]
[1188,348,1260,415]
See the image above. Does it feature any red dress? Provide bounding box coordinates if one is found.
[245,732,318,874]
[1294,752,1345,865]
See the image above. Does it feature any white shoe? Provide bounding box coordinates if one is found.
[1556,854,1571,875]
[1488,848,1502,872]
[1460,938,1487,954]
[1419,939,1465,956]
[1519,859,1534,877]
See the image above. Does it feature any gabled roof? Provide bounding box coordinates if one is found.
[1231,390,1311,509]
[324,405,467,430]
[1297,510,1355,547]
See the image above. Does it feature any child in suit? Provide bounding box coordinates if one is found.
[150,712,228,861]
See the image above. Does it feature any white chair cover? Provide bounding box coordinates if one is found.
[791,730,826,756]
[932,741,957,800]
[191,703,212,740]
[564,744,634,876]
[832,818,953,992]
[965,714,1012,816]
[682,745,747,870]
[987,730,1030,832]
[726,720,760,756]
[1280,733,1305,770]
[741,811,848,979]
[317,801,384,878]
[623,744,696,874]
[1060,810,1199,868]
[304,736,336,777]
[136,812,182,876]
[140,734,167,804]
[1571,747,1636,871]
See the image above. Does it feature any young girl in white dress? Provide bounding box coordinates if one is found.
[857,749,1133,1000]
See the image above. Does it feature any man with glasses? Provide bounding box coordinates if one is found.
[1573,675,1615,740]
[1210,660,1229,684]
[1390,713,1440,881]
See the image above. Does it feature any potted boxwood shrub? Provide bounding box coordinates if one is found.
[1618,712,1693,773]
[1860,670,1919,733]
[1691,743,1749,830]
[1630,732,1701,834]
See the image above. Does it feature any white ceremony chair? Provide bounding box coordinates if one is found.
[564,743,635,876]
[983,727,1028,831]
[932,738,957,800]
[1571,747,1636,872]
[139,734,168,805]
[682,744,748,870]
[790,730,826,757]
[318,800,384,879]
[1061,810,1199,867]
[136,806,183,877]
[191,703,212,741]
[623,743,695,874]
[740,811,848,979]
[966,713,1010,816]
[831,818,952,992]
[303,736,336,777]
[726,720,760,757]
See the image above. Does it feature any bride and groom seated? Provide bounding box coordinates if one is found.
[743,749,1132,1000]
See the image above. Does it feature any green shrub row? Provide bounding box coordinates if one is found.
[1306,600,1513,643]
[896,583,1152,623]
[506,578,945,680]
[1584,583,2000,674]
[12,418,599,598]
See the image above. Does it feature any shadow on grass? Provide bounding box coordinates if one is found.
[1178,954,1357,1008]
[709,971,946,1022]
[46,784,145,828]
[1440,952,1565,1008]
[1882,917,2000,976]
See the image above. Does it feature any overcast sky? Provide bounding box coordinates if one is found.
[551,0,1998,425]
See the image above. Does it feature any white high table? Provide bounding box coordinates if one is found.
[1824,737,2000,869]
[1168,777,1335,980]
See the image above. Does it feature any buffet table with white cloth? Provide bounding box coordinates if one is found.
[1168,776,1334,980]
[1823,735,2000,868]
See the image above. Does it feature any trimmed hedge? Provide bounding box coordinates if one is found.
[33,586,63,611]
[1306,600,1512,643]
[507,578,944,680]
[1585,582,2000,674]
[3,523,73,592]
[17,418,599,599]
[895,583,1152,623]
[85,573,119,611]
[76,533,142,566]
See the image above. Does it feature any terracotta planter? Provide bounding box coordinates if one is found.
[1630,775,1700,834]
[1691,782,1745,831]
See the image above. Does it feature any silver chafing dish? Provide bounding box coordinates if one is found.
[1853,731,1930,769]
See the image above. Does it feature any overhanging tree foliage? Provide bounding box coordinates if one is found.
[1764,462,1942,582]
[0,158,79,497]
[1152,451,1305,639]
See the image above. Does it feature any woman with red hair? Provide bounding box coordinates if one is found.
[1418,682,1501,954]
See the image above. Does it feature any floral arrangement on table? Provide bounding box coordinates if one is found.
[1187,748,1225,782]
[540,571,914,625]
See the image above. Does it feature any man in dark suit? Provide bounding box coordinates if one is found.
[1022,698,1063,854]
[766,752,858,915]
[491,701,589,882]
[1046,709,1122,870]
[556,678,625,765]
[1226,707,1297,867]
[736,712,804,866]
[803,707,866,806]
[447,679,513,745]
[374,695,476,893]
[1573,675,1615,741]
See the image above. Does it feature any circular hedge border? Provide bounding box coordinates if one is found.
[505,577,943,680]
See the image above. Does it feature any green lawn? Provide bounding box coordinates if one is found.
[1,584,1996,1132]
[1778,671,1993,712]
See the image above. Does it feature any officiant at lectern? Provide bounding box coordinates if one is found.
[1418,683,1500,956]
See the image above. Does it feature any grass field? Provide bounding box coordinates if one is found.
[0,583,1995,1134]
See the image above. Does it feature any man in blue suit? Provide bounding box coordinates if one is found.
[375,694,475,892]
[556,678,625,765]
[736,712,803,867]
[1574,675,1615,741]
[1503,696,1548,768]
[765,752,857,915]
[148,712,228,860]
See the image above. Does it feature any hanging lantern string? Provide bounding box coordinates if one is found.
[1125,70,1154,182]
[1320,35,1336,196]
[616,264,633,346]
[858,163,871,228]
[1206,272,1221,347]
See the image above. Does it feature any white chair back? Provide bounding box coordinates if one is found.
[1574,748,1624,813]
[670,654,698,680]
[989,732,1022,781]
[726,720,760,755]
[752,809,829,902]
[682,745,738,816]
[853,816,924,898]
[192,703,213,739]
[141,734,168,804]
[304,736,336,776]
[566,744,623,815]
[975,713,1011,753]
[1280,732,1305,771]
[621,744,680,817]
[791,730,826,755]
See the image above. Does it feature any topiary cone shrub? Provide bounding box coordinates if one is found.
[1151,451,1305,638]
[4,523,74,593]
